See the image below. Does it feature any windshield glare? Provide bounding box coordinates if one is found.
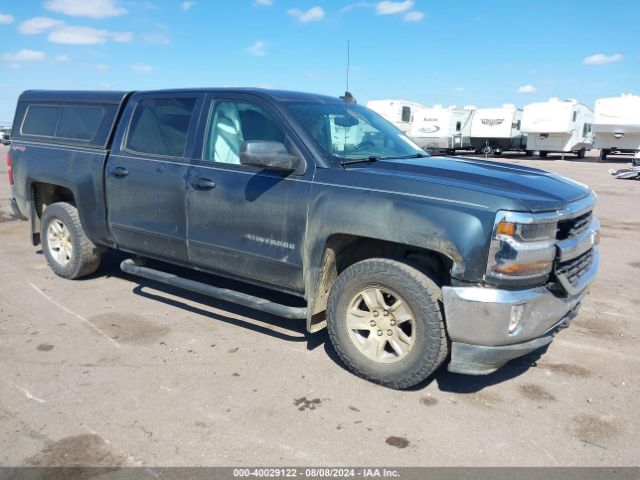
[285,102,424,161]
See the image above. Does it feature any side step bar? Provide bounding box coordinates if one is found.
[120,259,308,319]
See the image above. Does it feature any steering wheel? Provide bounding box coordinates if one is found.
[353,140,375,151]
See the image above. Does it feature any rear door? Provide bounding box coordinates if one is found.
[185,94,313,292]
[106,92,204,261]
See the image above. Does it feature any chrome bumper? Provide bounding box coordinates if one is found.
[442,247,598,375]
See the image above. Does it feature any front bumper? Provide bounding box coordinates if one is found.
[442,249,598,375]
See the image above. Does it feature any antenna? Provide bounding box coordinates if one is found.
[346,39,350,94]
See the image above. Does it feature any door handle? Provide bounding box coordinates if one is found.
[191,178,217,190]
[110,167,129,178]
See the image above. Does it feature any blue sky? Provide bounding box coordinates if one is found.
[0,0,638,123]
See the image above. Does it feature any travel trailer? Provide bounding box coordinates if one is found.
[469,104,526,155]
[593,93,640,161]
[521,98,594,158]
[366,100,475,153]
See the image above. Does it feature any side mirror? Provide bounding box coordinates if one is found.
[240,141,303,173]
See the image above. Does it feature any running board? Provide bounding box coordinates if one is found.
[120,259,308,319]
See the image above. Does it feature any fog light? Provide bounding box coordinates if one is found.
[508,304,525,335]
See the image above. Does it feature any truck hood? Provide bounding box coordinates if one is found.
[349,155,591,212]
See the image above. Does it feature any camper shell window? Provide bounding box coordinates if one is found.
[56,106,105,141]
[21,104,106,142]
[12,90,130,149]
[21,106,60,137]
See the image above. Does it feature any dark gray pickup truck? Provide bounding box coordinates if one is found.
[7,88,600,388]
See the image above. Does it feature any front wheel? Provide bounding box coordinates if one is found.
[326,258,448,389]
[41,202,102,279]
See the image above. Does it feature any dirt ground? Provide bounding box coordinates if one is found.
[0,144,638,467]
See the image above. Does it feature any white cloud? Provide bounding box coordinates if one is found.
[142,33,170,44]
[583,53,623,65]
[86,63,108,71]
[246,40,267,56]
[18,17,64,35]
[254,0,273,5]
[517,84,537,94]
[181,1,195,11]
[340,2,373,13]
[45,0,126,18]
[111,31,132,42]
[288,6,325,22]
[54,54,71,62]
[376,0,413,15]
[0,13,14,24]
[132,63,153,72]
[2,49,47,62]
[48,25,132,44]
[404,10,424,22]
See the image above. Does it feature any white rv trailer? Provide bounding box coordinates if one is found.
[469,104,526,155]
[366,100,475,153]
[593,93,640,161]
[365,99,422,134]
[521,98,594,158]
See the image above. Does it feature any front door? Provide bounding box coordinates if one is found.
[106,93,203,261]
[186,96,313,292]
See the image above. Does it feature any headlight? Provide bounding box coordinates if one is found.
[486,212,557,284]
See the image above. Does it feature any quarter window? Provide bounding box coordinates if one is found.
[126,97,197,157]
[204,101,285,164]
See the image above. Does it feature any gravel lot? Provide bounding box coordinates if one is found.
[0,144,638,467]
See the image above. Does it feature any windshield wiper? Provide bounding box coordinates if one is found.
[340,153,428,166]
[340,156,380,166]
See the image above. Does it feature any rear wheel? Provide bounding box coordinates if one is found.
[41,202,102,279]
[539,151,548,158]
[326,258,448,389]
[599,149,609,162]
[576,148,586,159]
[524,150,534,157]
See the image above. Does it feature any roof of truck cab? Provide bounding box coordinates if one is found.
[19,88,345,105]
[19,90,132,104]
[133,88,345,104]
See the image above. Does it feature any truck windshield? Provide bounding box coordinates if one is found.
[285,102,425,162]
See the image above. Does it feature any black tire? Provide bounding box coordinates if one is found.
[539,151,548,158]
[599,149,609,162]
[41,202,102,279]
[576,149,585,159]
[326,258,448,389]
[524,150,534,157]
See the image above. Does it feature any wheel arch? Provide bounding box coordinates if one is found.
[306,234,455,333]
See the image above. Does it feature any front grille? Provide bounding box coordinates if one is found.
[556,211,592,240]
[555,249,594,287]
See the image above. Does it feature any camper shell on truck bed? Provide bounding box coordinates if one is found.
[8,88,600,389]
[12,90,131,149]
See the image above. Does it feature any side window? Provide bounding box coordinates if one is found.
[126,97,197,157]
[401,106,411,123]
[572,111,577,122]
[22,105,60,137]
[204,100,285,164]
[56,106,104,141]
[455,121,462,132]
